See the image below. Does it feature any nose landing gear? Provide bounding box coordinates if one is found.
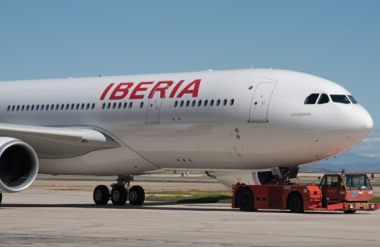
[93,175,145,206]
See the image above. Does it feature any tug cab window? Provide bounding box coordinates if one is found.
[330,95,350,104]
[317,94,329,104]
[344,174,372,190]
[304,94,319,104]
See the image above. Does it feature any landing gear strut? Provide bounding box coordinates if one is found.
[92,175,145,206]
[270,166,299,184]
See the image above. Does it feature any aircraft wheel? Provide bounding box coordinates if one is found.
[288,193,304,213]
[238,188,254,211]
[0,193,2,204]
[344,210,356,214]
[111,185,128,206]
[93,185,109,205]
[129,185,145,206]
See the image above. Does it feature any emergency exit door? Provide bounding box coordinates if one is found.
[249,82,276,122]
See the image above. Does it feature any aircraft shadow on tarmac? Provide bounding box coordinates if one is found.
[0,202,367,214]
[0,201,231,212]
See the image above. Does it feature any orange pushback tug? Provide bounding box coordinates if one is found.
[232,172,378,213]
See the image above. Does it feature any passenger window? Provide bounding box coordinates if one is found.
[198,100,202,107]
[318,94,329,104]
[210,100,214,107]
[180,100,184,107]
[223,99,227,106]
[304,94,319,104]
[174,101,178,107]
[348,95,357,104]
[129,102,133,108]
[192,100,196,107]
[330,95,350,104]
[36,105,39,111]
[230,99,234,106]
[186,100,190,107]
[216,99,221,106]
[140,102,144,108]
[204,100,208,107]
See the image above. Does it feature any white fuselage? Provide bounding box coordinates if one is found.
[0,69,372,176]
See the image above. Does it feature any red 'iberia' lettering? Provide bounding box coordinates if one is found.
[148,81,174,99]
[100,83,114,100]
[109,82,133,100]
[176,79,201,98]
[100,79,201,100]
[169,80,184,98]
[130,82,154,99]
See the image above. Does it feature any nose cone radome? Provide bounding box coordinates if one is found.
[364,111,374,131]
[341,105,373,145]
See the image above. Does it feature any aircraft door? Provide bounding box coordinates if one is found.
[249,82,276,122]
[146,90,164,123]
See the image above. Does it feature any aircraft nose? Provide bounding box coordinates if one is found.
[341,105,373,144]
[364,112,374,130]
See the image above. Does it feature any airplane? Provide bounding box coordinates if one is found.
[0,68,373,206]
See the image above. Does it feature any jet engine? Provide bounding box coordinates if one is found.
[206,167,299,187]
[0,137,39,193]
[206,170,273,187]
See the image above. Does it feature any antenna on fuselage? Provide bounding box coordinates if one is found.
[248,61,253,69]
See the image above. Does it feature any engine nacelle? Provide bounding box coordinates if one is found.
[0,137,39,193]
[206,167,299,187]
[206,170,274,187]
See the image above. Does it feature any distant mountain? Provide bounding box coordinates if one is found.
[299,152,380,173]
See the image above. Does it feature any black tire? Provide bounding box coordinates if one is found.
[344,210,356,214]
[0,193,2,204]
[111,185,128,206]
[237,188,254,211]
[129,185,145,206]
[288,193,304,213]
[93,185,109,205]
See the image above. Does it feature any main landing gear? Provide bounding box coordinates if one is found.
[93,175,145,206]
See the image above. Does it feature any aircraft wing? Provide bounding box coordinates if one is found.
[0,124,120,159]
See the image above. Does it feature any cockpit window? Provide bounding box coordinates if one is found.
[317,94,329,104]
[330,95,350,104]
[304,94,319,104]
[348,95,358,104]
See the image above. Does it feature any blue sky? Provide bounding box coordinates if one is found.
[1,1,379,155]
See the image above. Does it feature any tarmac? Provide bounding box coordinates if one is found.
[1,180,380,247]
